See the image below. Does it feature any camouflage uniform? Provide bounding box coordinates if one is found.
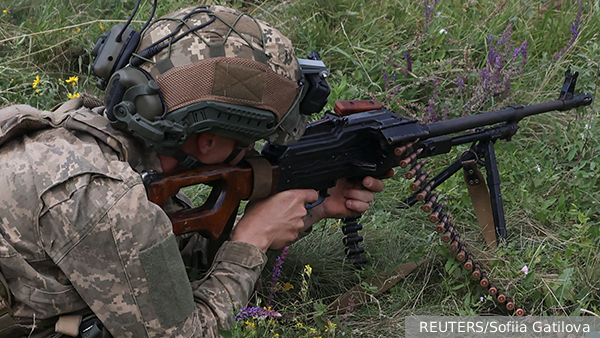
[0,100,267,337]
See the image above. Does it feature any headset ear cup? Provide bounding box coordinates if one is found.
[105,78,128,122]
[104,67,165,126]
[91,25,140,90]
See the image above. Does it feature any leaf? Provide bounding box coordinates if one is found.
[463,292,472,309]
[445,257,459,274]
[557,194,567,212]
[567,147,578,162]
[541,198,557,210]
[523,271,535,287]
[218,329,233,338]
[452,283,465,291]
[578,212,589,225]
[314,300,327,316]
[555,268,574,302]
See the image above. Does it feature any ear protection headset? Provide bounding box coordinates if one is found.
[91,0,155,90]
[91,2,331,168]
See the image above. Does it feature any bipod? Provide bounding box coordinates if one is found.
[401,132,515,246]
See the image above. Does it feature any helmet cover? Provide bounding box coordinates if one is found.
[132,5,306,149]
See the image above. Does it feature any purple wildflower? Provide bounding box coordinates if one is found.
[426,79,440,122]
[517,40,527,72]
[267,246,289,306]
[571,22,580,37]
[551,0,582,63]
[235,307,282,321]
[465,23,527,113]
[423,0,435,34]
[383,72,390,91]
[488,44,497,66]
[456,77,464,93]
[442,104,449,121]
[427,100,438,122]
[500,23,513,46]
[405,52,412,72]
[480,68,488,85]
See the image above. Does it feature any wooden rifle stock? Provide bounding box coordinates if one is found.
[334,100,382,116]
[146,162,279,239]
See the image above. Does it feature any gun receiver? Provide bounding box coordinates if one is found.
[145,70,593,240]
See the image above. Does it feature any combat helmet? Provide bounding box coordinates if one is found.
[93,4,329,168]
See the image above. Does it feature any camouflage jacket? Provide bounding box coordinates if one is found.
[0,101,267,337]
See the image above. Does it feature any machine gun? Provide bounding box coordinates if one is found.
[145,70,592,252]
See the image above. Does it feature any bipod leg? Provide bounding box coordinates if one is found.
[461,149,497,249]
[480,140,508,241]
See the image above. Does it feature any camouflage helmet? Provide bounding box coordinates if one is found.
[106,4,307,164]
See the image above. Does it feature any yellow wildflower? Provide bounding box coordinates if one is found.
[58,78,62,82]
[65,76,79,85]
[2,10,7,14]
[310,328,318,333]
[99,23,105,30]
[295,322,303,327]
[273,334,279,338]
[10,79,14,82]
[32,75,40,89]
[304,264,312,276]
[282,282,294,291]
[245,320,255,328]
[67,92,80,99]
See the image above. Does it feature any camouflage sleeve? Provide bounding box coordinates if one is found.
[192,241,267,330]
[40,172,266,338]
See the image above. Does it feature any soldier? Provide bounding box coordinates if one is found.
[0,5,386,338]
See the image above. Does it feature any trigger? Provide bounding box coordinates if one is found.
[305,191,329,209]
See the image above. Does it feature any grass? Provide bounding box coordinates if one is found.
[1,0,600,337]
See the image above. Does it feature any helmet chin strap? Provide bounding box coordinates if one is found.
[223,148,242,164]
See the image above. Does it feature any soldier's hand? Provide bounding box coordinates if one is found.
[231,189,319,252]
[306,171,392,224]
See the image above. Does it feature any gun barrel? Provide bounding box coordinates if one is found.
[426,93,592,137]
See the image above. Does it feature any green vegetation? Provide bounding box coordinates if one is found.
[1,0,599,337]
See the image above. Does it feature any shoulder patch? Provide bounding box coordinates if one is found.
[139,234,195,329]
